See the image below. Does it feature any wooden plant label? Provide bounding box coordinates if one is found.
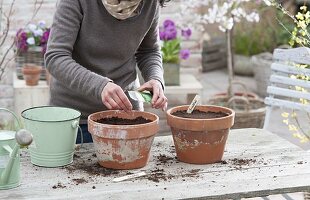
[187,95,200,114]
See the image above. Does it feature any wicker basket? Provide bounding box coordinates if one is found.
[15,47,46,80]
[208,95,266,129]
[208,81,266,129]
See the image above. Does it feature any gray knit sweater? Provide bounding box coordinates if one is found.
[45,0,164,121]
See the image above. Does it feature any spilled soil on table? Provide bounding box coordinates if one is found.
[59,140,263,187]
[72,178,88,185]
[156,154,175,165]
[52,182,66,189]
[65,154,120,176]
[230,158,256,165]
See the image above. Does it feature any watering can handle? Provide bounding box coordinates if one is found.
[0,108,21,130]
[72,121,83,148]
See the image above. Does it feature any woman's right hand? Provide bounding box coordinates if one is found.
[101,82,133,112]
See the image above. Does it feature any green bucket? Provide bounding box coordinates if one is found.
[21,106,81,167]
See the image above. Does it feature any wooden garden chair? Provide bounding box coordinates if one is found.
[264,47,310,200]
[264,47,310,130]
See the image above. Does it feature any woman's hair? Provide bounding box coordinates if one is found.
[159,0,170,7]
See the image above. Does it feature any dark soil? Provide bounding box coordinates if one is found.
[156,154,174,165]
[65,160,120,176]
[226,158,257,169]
[95,116,152,125]
[219,160,228,164]
[72,178,88,185]
[52,182,66,189]
[230,158,256,165]
[147,168,175,183]
[172,110,229,119]
[178,169,201,179]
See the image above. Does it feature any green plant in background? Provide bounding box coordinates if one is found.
[233,6,291,56]
[289,5,310,47]
[159,19,191,64]
[161,39,181,63]
[263,0,310,47]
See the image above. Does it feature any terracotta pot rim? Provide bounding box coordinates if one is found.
[22,66,42,74]
[88,110,159,139]
[166,105,235,121]
[88,110,159,128]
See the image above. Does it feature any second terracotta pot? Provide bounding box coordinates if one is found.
[22,64,42,86]
[88,110,159,169]
[166,105,235,164]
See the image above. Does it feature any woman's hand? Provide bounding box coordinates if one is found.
[138,79,168,111]
[101,82,132,112]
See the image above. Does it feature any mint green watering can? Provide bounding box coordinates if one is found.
[21,106,81,167]
[0,108,33,190]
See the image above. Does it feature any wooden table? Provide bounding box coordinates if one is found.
[2,128,310,200]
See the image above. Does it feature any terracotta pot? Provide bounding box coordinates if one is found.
[166,105,235,164]
[88,110,159,169]
[22,64,42,86]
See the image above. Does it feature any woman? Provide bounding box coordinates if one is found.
[45,0,169,143]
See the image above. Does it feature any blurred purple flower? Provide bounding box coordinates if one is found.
[15,22,50,54]
[159,25,177,41]
[16,29,29,52]
[164,26,177,40]
[180,49,190,60]
[160,19,192,62]
[40,29,50,44]
[163,19,175,28]
[17,40,28,52]
[181,28,192,40]
[16,29,27,40]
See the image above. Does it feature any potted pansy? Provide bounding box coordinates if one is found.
[15,21,50,80]
[159,19,191,86]
[15,21,50,54]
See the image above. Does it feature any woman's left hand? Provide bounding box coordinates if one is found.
[138,79,168,111]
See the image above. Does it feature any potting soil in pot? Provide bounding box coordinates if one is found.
[172,110,229,119]
[95,117,151,125]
